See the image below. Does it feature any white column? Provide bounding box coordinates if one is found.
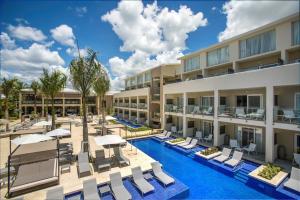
[162,94,166,130]
[183,93,187,137]
[265,86,275,162]
[213,89,220,146]
[147,94,150,126]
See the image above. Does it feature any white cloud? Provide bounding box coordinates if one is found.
[50,24,75,47]
[75,6,87,17]
[0,32,16,49]
[212,6,217,11]
[102,0,207,90]
[7,24,47,42]
[66,47,88,57]
[218,0,299,41]
[1,43,66,82]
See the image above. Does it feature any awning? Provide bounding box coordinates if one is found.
[94,135,126,146]
[45,128,70,137]
[33,121,52,127]
[11,134,53,145]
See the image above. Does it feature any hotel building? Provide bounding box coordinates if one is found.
[114,13,300,164]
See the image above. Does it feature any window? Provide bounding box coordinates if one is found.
[188,98,195,105]
[207,46,229,66]
[188,121,194,128]
[274,95,278,106]
[184,56,201,72]
[295,93,300,110]
[202,96,214,108]
[144,71,151,82]
[166,99,173,104]
[137,74,143,85]
[220,125,226,135]
[220,97,226,106]
[236,95,247,107]
[248,95,262,109]
[292,20,300,45]
[239,30,276,58]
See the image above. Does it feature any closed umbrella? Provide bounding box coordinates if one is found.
[12,134,53,145]
[45,128,70,137]
[33,120,52,127]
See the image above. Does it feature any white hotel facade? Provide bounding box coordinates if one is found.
[115,13,300,164]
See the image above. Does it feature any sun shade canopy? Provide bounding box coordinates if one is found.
[94,135,126,146]
[45,128,70,137]
[11,134,53,145]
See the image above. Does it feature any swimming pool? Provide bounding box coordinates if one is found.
[116,118,142,129]
[132,138,274,199]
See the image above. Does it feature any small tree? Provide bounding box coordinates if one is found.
[69,49,102,150]
[93,69,110,134]
[30,80,40,116]
[40,69,66,130]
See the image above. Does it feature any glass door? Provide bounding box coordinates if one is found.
[202,96,213,109]
[203,121,213,137]
[248,95,262,110]
[241,127,255,147]
[236,95,247,107]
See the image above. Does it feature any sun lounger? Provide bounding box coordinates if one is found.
[131,166,154,196]
[113,147,130,166]
[83,178,101,200]
[151,162,175,187]
[46,186,64,200]
[284,167,300,193]
[235,107,246,118]
[156,132,171,140]
[225,151,243,167]
[213,148,232,162]
[182,139,198,149]
[95,150,111,171]
[155,130,167,138]
[77,152,91,177]
[177,137,192,147]
[110,172,132,200]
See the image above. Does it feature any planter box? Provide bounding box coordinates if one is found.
[248,165,288,187]
[195,150,222,160]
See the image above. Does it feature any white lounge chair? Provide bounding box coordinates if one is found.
[45,186,64,200]
[248,109,265,120]
[243,143,256,155]
[284,167,300,193]
[203,134,213,143]
[192,106,200,114]
[110,172,132,200]
[213,148,232,162]
[225,151,243,167]
[151,162,175,187]
[283,109,300,123]
[131,166,154,196]
[203,107,213,115]
[195,131,203,142]
[177,137,192,147]
[156,132,171,140]
[230,139,240,149]
[293,153,300,167]
[182,139,198,149]
[83,178,101,200]
[235,107,246,118]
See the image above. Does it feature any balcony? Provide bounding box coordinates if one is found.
[130,103,137,108]
[138,103,147,110]
[274,108,300,125]
[186,105,214,116]
[22,100,42,104]
[218,106,265,121]
[152,112,161,122]
[165,104,183,113]
[65,99,80,104]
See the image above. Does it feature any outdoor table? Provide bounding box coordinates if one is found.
[99,185,110,197]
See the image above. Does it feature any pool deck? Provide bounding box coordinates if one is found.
[0,118,158,200]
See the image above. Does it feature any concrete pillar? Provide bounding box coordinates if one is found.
[183,93,187,137]
[281,50,287,64]
[213,89,220,146]
[265,86,275,162]
[233,61,238,72]
[162,94,165,129]
[147,94,150,126]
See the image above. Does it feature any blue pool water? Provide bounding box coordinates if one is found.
[132,138,274,199]
[116,118,142,128]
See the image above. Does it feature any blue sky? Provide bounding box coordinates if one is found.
[0,0,298,90]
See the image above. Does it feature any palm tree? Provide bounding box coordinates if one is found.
[69,49,103,150]
[40,70,50,119]
[30,80,40,116]
[93,69,110,134]
[1,78,18,130]
[40,69,66,130]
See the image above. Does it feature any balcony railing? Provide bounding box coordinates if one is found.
[165,104,183,113]
[130,103,137,108]
[65,100,80,104]
[22,100,42,104]
[218,106,265,121]
[138,103,147,109]
[186,105,214,116]
[274,108,300,125]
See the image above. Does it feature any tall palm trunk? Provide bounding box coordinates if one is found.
[100,95,105,135]
[51,97,55,130]
[45,98,49,120]
[34,95,37,114]
[4,99,9,130]
[82,95,88,144]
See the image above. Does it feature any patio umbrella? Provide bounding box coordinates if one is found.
[105,116,116,121]
[33,120,52,127]
[45,128,70,138]
[94,135,126,157]
[11,134,53,145]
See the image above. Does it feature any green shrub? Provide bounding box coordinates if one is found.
[258,163,281,180]
[127,126,152,132]
[200,147,219,156]
[169,138,185,143]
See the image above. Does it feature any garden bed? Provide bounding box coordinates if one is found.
[165,138,185,145]
[195,147,221,160]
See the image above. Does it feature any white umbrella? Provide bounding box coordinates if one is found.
[94,135,126,157]
[105,116,116,121]
[12,134,53,145]
[33,121,52,127]
[45,128,70,137]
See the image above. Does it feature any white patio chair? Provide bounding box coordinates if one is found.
[243,143,256,155]
[293,153,300,167]
[230,139,240,149]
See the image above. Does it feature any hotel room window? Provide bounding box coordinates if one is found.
[292,20,300,45]
[184,56,201,72]
[207,46,229,66]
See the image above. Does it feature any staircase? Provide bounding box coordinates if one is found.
[234,162,257,183]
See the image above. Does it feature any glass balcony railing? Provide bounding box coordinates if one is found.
[22,100,42,104]
[138,103,147,109]
[130,103,137,108]
[186,105,214,116]
[274,108,300,125]
[65,99,80,104]
[218,106,265,121]
[164,104,183,113]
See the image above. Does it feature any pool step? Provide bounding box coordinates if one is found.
[234,168,251,183]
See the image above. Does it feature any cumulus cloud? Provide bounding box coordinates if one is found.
[66,47,88,57]
[102,0,207,90]
[50,24,75,47]
[8,24,47,42]
[0,32,16,49]
[218,0,299,41]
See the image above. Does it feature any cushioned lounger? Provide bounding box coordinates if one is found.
[225,151,243,167]
[83,178,101,200]
[213,148,232,163]
[110,172,132,200]
[131,166,154,195]
[151,162,175,187]
[177,137,192,147]
[284,167,300,193]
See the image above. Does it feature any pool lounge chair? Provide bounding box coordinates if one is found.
[113,147,130,166]
[77,152,91,177]
[83,178,101,200]
[225,151,243,168]
[213,148,232,163]
[95,149,111,171]
[284,167,300,193]
[110,172,132,200]
[45,186,64,200]
[155,130,167,138]
[243,143,256,155]
[192,106,200,114]
[156,131,171,140]
[177,137,192,147]
[151,162,175,187]
[182,139,198,149]
[131,166,154,196]
[248,109,265,120]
